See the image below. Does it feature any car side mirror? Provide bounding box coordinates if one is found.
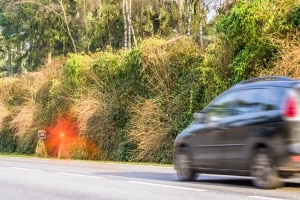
[193,112,206,122]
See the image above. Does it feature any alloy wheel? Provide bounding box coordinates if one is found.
[175,151,197,181]
[251,149,283,189]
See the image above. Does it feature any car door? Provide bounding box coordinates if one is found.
[221,87,285,170]
[216,88,257,171]
[192,91,239,169]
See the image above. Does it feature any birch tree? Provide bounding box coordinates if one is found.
[198,0,216,46]
[123,0,137,50]
[122,0,128,49]
[57,0,77,53]
[178,0,184,34]
[187,0,193,36]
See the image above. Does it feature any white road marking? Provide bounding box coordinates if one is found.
[248,196,285,200]
[128,181,207,192]
[57,172,103,179]
[9,167,42,172]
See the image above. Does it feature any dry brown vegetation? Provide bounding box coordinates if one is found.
[71,95,105,135]
[129,98,170,162]
[0,30,299,162]
[258,35,300,78]
[140,37,203,95]
[0,101,9,129]
[68,137,101,160]
[9,98,37,137]
[1,60,64,137]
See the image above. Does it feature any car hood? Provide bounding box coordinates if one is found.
[175,121,206,141]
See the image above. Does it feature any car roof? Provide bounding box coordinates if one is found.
[231,76,300,90]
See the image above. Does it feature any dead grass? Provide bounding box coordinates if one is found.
[258,35,300,78]
[71,95,105,135]
[9,98,37,137]
[0,59,64,137]
[24,59,64,96]
[140,36,202,95]
[0,101,9,129]
[129,98,169,162]
[0,59,64,105]
[141,42,172,94]
[69,137,102,160]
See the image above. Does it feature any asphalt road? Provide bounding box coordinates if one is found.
[0,156,300,200]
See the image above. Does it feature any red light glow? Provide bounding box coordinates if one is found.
[284,96,297,118]
[291,155,300,163]
[45,116,78,158]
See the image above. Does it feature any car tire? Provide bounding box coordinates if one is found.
[251,148,283,189]
[174,148,198,181]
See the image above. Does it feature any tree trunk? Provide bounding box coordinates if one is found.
[58,0,77,53]
[199,0,204,47]
[122,0,128,50]
[187,0,193,36]
[178,0,184,34]
[131,25,137,48]
[127,0,131,49]
[7,45,12,77]
[17,44,22,75]
[47,51,52,64]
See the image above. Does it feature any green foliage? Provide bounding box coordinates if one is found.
[2,0,300,163]
[89,0,123,51]
[0,117,17,153]
[63,54,92,92]
[110,130,136,162]
[87,50,143,161]
[0,0,214,76]
[15,130,37,154]
[230,43,277,82]
[287,5,300,28]
[60,37,205,163]
[216,0,297,83]
[68,138,101,160]
[35,79,70,129]
[0,80,31,108]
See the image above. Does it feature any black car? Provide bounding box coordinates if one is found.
[173,76,300,189]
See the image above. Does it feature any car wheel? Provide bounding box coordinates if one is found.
[174,148,197,181]
[251,148,283,189]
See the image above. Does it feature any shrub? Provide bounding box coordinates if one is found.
[69,137,101,160]
[63,54,92,94]
[129,98,172,163]
[9,98,36,138]
[16,129,38,154]
[0,80,31,108]
[140,37,205,136]
[71,95,104,136]
[287,5,300,28]
[258,38,300,78]
[0,101,9,130]
[217,0,298,83]
[0,116,17,152]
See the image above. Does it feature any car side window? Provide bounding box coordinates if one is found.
[232,87,284,113]
[205,91,238,120]
[255,87,284,111]
[267,87,284,110]
[236,89,266,113]
[204,87,285,120]
[234,89,257,114]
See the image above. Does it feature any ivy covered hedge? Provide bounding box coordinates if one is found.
[0,0,299,163]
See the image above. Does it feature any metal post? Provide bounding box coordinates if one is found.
[58,133,64,159]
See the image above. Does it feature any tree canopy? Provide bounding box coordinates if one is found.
[0,0,217,76]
